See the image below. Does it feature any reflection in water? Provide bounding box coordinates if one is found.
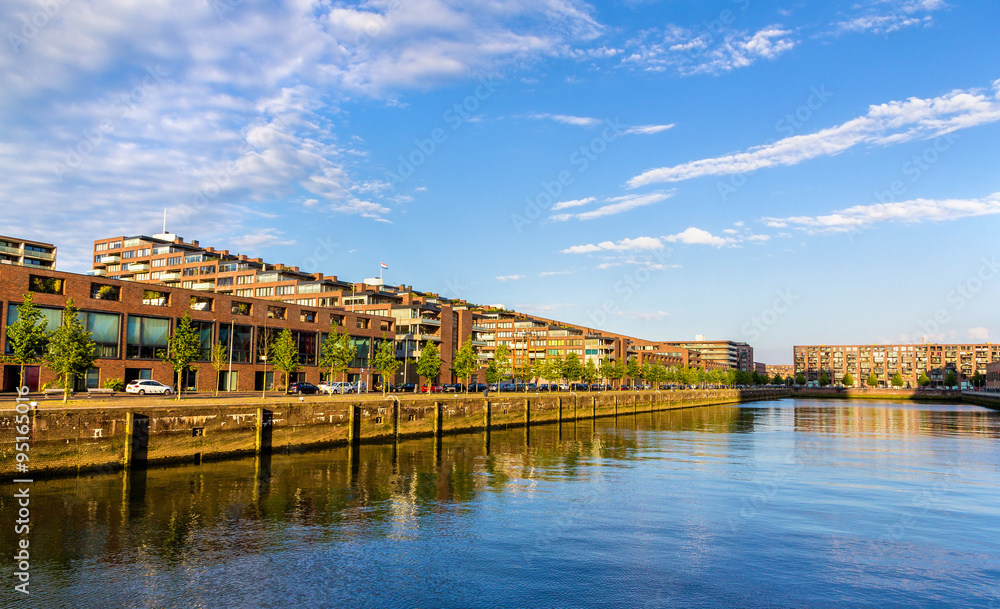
[7,400,1000,609]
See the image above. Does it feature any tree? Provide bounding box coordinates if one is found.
[598,357,615,385]
[43,299,96,404]
[944,371,958,388]
[917,371,931,387]
[210,341,228,396]
[841,372,854,387]
[970,372,986,388]
[6,293,49,390]
[493,343,511,380]
[451,338,478,392]
[819,370,830,387]
[626,358,642,389]
[563,352,583,387]
[609,359,626,388]
[371,335,401,395]
[159,312,202,400]
[866,372,879,388]
[785,375,794,386]
[794,372,806,386]
[319,327,354,385]
[771,373,784,385]
[891,372,904,388]
[582,359,599,388]
[544,353,564,384]
[416,341,441,386]
[271,328,301,394]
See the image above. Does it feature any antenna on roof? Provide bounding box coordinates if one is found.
[162,208,167,233]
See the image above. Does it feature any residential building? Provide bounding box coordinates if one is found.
[766,364,795,380]
[1,264,393,392]
[793,343,1000,388]
[659,339,754,372]
[0,235,57,270]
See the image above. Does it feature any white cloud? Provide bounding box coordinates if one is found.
[968,327,991,342]
[833,0,946,35]
[629,80,1000,188]
[552,196,597,211]
[763,192,1000,233]
[664,227,729,247]
[561,236,665,254]
[624,124,674,135]
[228,229,295,249]
[538,270,575,277]
[496,274,525,281]
[525,113,601,127]
[617,310,671,321]
[622,25,796,76]
[551,192,670,221]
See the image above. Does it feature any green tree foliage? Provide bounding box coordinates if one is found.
[319,327,354,384]
[771,373,784,385]
[371,335,401,395]
[271,328,301,394]
[6,293,49,389]
[867,372,879,387]
[563,352,583,385]
[451,339,478,392]
[626,358,642,389]
[210,341,228,396]
[43,299,96,403]
[582,359,599,387]
[598,357,615,384]
[841,372,854,387]
[819,370,830,387]
[416,341,441,385]
[970,372,985,388]
[795,372,806,386]
[944,371,958,387]
[917,371,931,387]
[891,372,905,388]
[159,312,202,400]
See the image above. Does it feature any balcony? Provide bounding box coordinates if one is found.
[413,333,442,342]
[472,325,489,332]
[97,255,120,266]
[471,340,488,347]
[85,269,106,277]
[23,250,55,261]
[160,272,182,282]
[0,245,22,255]
[127,262,150,272]
[192,282,215,291]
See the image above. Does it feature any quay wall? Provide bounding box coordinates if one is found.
[1,389,788,477]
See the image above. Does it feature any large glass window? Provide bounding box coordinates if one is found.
[187,319,213,361]
[294,331,318,365]
[5,304,61,354]
[126,316,170,359]
[219,323,253,363]
[350,337,370,368]
[81,311,120,358]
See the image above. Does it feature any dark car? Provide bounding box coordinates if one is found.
[443,383,465,393]
[288,382,320,395]
[398,383,417,392]
[469,383,488,392]
[376,382,397,393]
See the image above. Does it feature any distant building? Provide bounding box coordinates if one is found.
[794,344,1000,388]
[754,362,766,375]
[0,235,56,270]
[766,364,795,380]
[659,339,754,372]
[986,361,1000,390]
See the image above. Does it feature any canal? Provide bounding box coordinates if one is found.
[5,398,1000,608]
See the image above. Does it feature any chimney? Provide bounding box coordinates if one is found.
[206,247,215,253]
[192,240,199,247]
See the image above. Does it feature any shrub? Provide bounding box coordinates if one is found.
[102,378,125,391]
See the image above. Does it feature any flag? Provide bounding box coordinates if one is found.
[380,262,389,269]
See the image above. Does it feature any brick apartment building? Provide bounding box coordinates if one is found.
[794,343,1000,388]
[0,235,57,270]
[659,339,754,372]
[765,364,795,380]
[1,264,393,393]
[88,232,729,385]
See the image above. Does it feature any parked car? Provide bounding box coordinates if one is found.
[498,382,515,392]
[288,382,320,395]
[125,379,173,395]
[398,383,417,392]
[352,381,368,393]
[442,383,465,393]
[526,383,538,392]
[318,381,352,394]
[421,384,443,393]
[376,382,397,393]
[468,383,488,393]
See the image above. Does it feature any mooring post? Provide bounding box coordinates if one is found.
[524,398,531,428]
[348,404,361,446]
[557,396,563,424]
[433,401,443,437]
[124,412,134,468]
[255,407,273,454]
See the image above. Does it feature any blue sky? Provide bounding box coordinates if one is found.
[3,0,999,364]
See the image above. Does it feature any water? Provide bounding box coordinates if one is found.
[6,398,1000,608]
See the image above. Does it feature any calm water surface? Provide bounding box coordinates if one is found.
[7,398,1000,608]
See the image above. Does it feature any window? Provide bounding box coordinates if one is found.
[95,243,108,252]
[294,330,318,365]
[300,310,316,323]
[90,283,120,301]
[187,319,213,360]
[166,256,182,266]
[350,337,371,368]
[356,318,370,329]
[217,276,234,287]
[81,311,121,358]
[200,265,215,275]
[190,296,213,311]
[136,248,150,257]
[257,272,278,283]
[276,285,294,295]
[380,320,392,332]
[330,313,344,326]
[108,241,121,250]
[184,254,205,264]
[256,287,273,297]
[319,297,338,307]
[122,250,136,259]
[220,323,253,362]
[133,273,149,281]
[123,238,144,248]
[5,304,61,354]
[237,275,254,284]
[296,298,316,306]
[231,301,252,316]
[236,289,253,297]
[266,305,285,320]
[126,316,170,359]
[152,258,166,268]
[142,289,169,306]
[29,275,63,294]
[183,267,199,276]
[152,246,173,255]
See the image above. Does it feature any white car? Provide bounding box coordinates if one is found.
[126,380,173,395]
[318,381,352,394]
